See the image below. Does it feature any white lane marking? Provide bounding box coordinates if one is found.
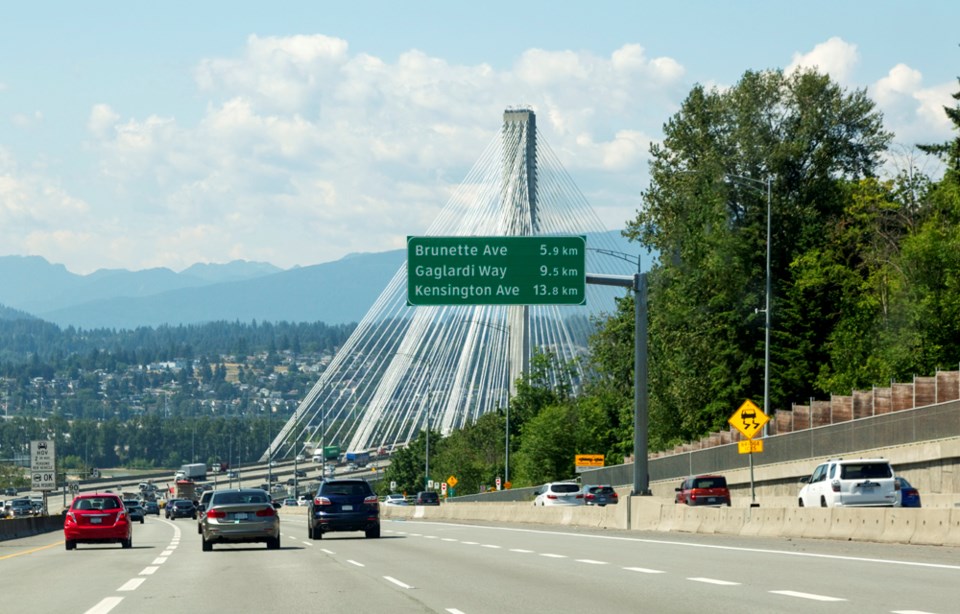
[576,559,608,565]
[442,538,458,542]
[509,548,534,553]
[152,557,167,565]
[321,548,336,554]
[770,590,845,602]
[540,553,566,558]
[384,576,414,589]
[302,541,313,546]
[409,533,422,537]
[481,544,501,549]
[347,559,365,567]
[624,567,665,574]
[425,535,438,539]
[117,578,145,591]
[446,610,466,614]
[390,520,960,572]
[84,597,123,614]
[461,541,479,545]
[161,550,173,556]
[139,566,159,575]
[891,611,937,614]
[689,577,740,586]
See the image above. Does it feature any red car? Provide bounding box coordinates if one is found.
[64,493,132,550]
[675,475,731,506]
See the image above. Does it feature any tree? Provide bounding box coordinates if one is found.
[625,68,891,446]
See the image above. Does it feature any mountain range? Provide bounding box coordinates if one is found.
[0,231,639,329]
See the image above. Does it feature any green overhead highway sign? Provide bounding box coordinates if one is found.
[407,236,586,306]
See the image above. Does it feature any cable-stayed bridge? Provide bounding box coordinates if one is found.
[261,108,639,462]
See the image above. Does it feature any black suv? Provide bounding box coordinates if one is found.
[415,491,440,506]
[307,479,380,539]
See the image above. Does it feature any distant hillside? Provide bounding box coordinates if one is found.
[0,304,37,321]
[37,250,407,329]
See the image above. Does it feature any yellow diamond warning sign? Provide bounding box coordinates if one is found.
[728,399,769,440]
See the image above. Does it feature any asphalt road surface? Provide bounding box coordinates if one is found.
[3,514,959,613]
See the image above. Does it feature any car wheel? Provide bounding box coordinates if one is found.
[365,525,381,539]
[140,518,144,524]
[820,496,828,508]
[65,539,76,551]
[798,499,804,507]
[202,538,212,552]
[122,537,132,549]
[267,536,280,550]
[197,524,202,535]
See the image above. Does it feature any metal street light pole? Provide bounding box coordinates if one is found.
[725,174,773,439]
[585,248,651,497]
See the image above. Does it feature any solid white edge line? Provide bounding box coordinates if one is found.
[688,577,740,586]
[384,576,414,589]
[117,578,145,591]
[769,590,846,602]
[84,597,123,614]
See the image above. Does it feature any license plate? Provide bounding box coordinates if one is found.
[706,497,717,504]
[232,512,248,520]
[90,517,102,524]
[861,486,875,493]
[342,504,353,511]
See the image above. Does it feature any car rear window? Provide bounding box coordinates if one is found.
[551,483,580,493]
[589,486,615,495]
[840,463,892,479]
[321,482,373,496]
[692,477,727,489]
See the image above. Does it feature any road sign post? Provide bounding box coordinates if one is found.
[728,400,769,506]
[407,236,586,306]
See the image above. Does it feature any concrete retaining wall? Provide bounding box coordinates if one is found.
[381,499,960,546]
[0,514,66,541]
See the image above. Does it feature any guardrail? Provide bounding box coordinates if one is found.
[0,513,66,542]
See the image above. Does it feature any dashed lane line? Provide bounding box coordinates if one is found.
[688,578,740,586]
[576,559,608,565]
[384,576,414,589]
[83,597,124,614]
[347,559,365,567]
[321,548,336,554]
[151,556,168,565]
[117,578,146,592]
[769,590,846,602]
[624,567,665,574]
[139,566,159,575]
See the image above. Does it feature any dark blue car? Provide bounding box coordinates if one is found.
[895,477,921,507]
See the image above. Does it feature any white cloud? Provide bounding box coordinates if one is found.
[786,37,860,85]
[871,63,955,147]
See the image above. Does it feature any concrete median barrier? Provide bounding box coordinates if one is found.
[630,498,663,531]
[909,509,952,546]
[880,509,917,543]
[0,514,66,541]
[946,509,960,547]
[850,509,886,542]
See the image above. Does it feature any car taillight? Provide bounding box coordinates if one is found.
[66,511,76,523]
[584,494,595,501]
[314,497,331,506]
[575,494,583,499]
[831,479,841,492]
[117,510,127,521]
[364,495,379,507]
[206,508,227,519]
[894,481,901,491]
[255,507,276,517]
[610,492,618,499]
[547,494,558,500]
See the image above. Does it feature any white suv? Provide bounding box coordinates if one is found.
[798,458,898,507]
[533,482,584,507]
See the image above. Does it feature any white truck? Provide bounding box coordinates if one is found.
[178,463,207,481]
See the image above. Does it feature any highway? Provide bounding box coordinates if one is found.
[3,513,959,613]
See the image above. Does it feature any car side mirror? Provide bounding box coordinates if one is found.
[798,476,809,484]
[675,487,681,492]
[272,501,282,509]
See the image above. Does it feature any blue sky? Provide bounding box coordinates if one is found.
[1,1,957,274]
